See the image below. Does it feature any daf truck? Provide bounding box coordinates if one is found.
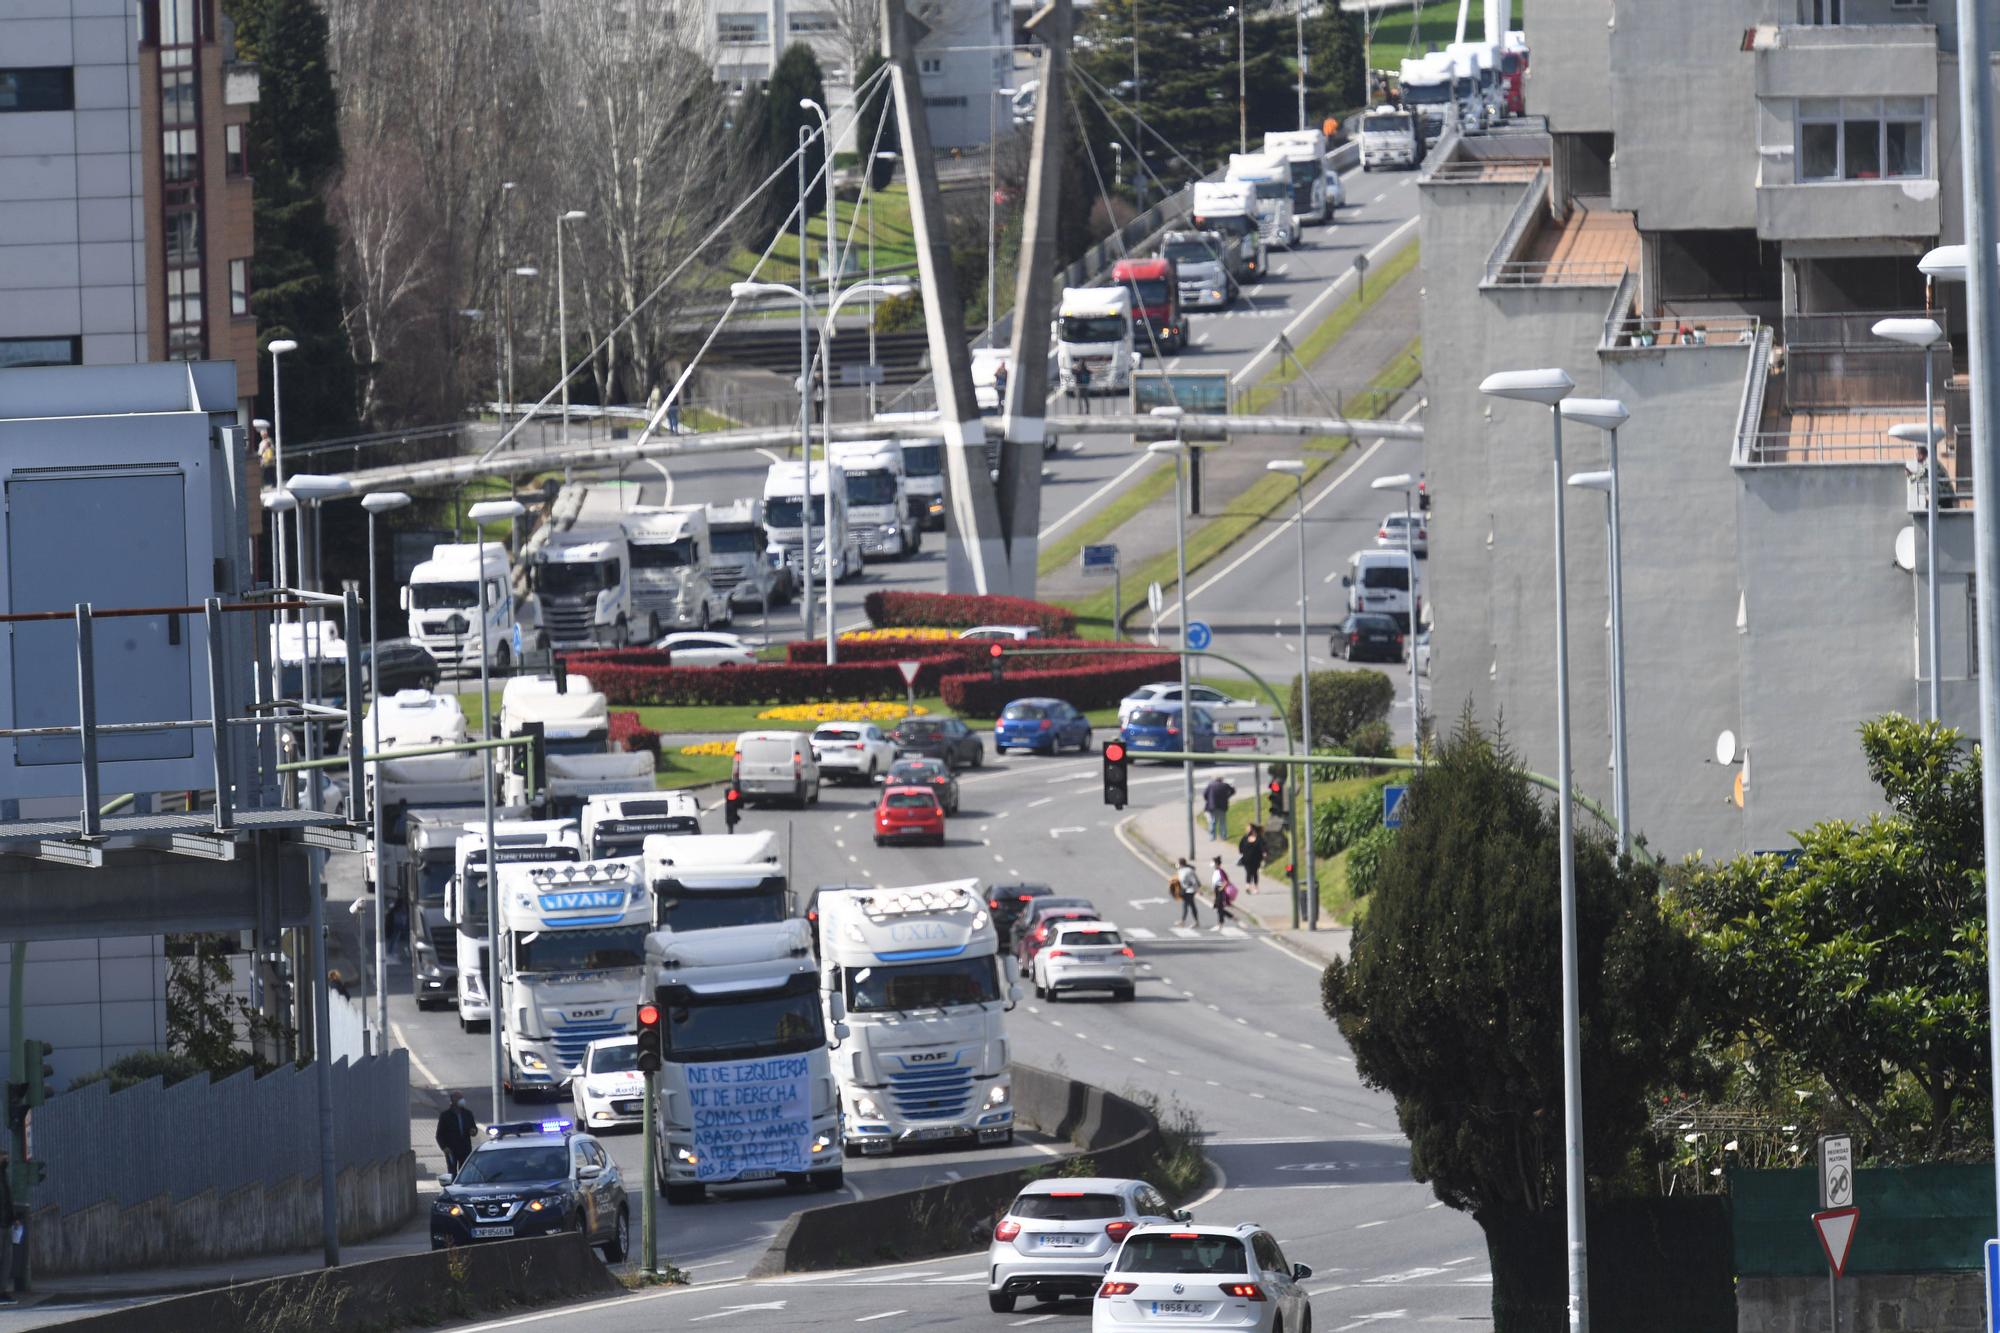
[645,919,844,1202]
[1163,229,1238,310]
[761,460,861,582]
[871,413,948,530]
[581,791,701,859]
[402,542,513,673]
[814,880,1019,1155]
[644,830,791,933]
[624,504,733,632]
[445,819,584,1031]
[827,439,920,561]
[525,525,654,649]
[1264,128,1340,225]
[1112,256,1186,353]
[496,673,655,817]
[1056,287,1139,397]
[702,500,793,612]
[496,855,652,1098]
[1226,151,1301,248]
[1191,180,1267,282]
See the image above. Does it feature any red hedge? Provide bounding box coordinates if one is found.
[784,637,1110,666]
[864,591,1077,637]
[608,710,661,760]
[942,654,1178,718]
[566,659,953,707]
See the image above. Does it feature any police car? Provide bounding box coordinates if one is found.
[431,1119,629,1260]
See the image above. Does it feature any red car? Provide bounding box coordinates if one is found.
[874,785,946,846]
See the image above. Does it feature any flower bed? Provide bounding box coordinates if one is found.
[784,637,1108,666]
[840,626,957,642]
[863,590,1077,637]
[678,740,736,758]
[757,702,930,724]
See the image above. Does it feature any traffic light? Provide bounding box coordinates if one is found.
[636,1002,662,1074]
[988,642,1004,683]
[1268,770,1286,819]
[1102,740,1129,809]
[5,1084,23,1135]
[23,1039,52,1111]
[724,786,742,832]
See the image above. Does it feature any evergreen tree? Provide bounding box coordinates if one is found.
[765,44,830,243]
[1304,7,1368,116]
[852,55,898,192]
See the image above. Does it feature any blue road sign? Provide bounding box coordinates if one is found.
[511,623,524,655]
[1185,621,1213,651]
[1383,784,1408,829]
[1082,544,1120,571]
[1985,1239,1999,1332]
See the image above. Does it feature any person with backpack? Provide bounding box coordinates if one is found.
[1175,858,1202,927]
[1210,856,1238,929]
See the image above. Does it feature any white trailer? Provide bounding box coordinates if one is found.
[402,542,514,673]
[496,672,655,817]
[1191,179,1267,282]
[827,438,920,560]
[761,460,861,583]
[1263,128,1340,224]
[444,819,584,1031]
[702,500,792,611]
[624,504,733,632]
[870,413,948,531]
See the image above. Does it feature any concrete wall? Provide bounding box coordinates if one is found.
[1521,0,1612,133]
[1737,1272,1982,1333]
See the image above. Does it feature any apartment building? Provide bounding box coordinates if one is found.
[0,0,259,413]
[1421,0,1977,857]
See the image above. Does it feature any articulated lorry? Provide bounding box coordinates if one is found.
[445,819,584,1032]
[702,500,792,613]
[405,808,524,1011]
[644,829,791,933]
[814,880,1018,1155]
[1226,151,1301,249]
[1112,256,1186,353]
[1263,128,1340,225]
[645,919,844,1202]
[762,460,861,582]
[1446,41,1504,128]
[525,525,653,650]
[402,542,513,673]
[1056,287,1140,397]
[581,791,701,859]
[827,439,920,560]
[624,504,733,632]
[1191,180,1267,283]
[496,855,652,1098]
[359,688,485,900]
[495,673,655,818]
[1163,229,1239,310]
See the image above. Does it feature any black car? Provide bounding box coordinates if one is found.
[881,756,960,814]
[801,882,871,956]
[987,882,1054,951]
[431,1119,629,1260]
[890,715,985,770]
[362,638,441,694]
[1333,613,1406,663]
[1012,897,1100,968]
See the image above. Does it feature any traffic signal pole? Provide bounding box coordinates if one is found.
[641,1068,658,1275]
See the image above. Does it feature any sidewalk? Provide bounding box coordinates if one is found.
[1119,782,1350,969]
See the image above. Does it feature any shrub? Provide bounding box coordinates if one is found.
[1344,824,1395,899]
[864,590,1077,637]
[579,660,944,707]
[1348,719,1394,760]
[941,654,1177,719]
[608,710,661,760]
[1287,669,1395,748]
[70,1049,209,1093]
[1315,782,1389,860]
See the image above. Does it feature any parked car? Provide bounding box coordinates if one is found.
[958,625,1045,641]
[1333,612,1405,663]
[1118,681,1240,727]
[890,714,985,769]
[1375,511,1429,558]
[1119,703,1216,757]
[430,1119,628,1261]
[733,730,820,807]
[995,697,1093,754]
[987,1176,1188,1313]
[1032,920,1138,1001]
[360,638,440,694]
[987,882,1055,951]
[651,631,757,666]
[874,784,946,846]
[811,721,898,783]
[881,756,959,814]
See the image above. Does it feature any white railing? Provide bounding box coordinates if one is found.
[1481,166,1550,284]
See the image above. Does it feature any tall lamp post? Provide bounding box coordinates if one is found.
[1874,316,1946,722]
[361,490,412,1052]
[1559,398,1632,857]
[555,210,588,453]
[467,497,525,1124]
[987,86,1019,338]
[1295,0,1308,130]
[1235,5,1247,154]
[800,98,836,292]
[266,339,299,592]
[504,266,540,434]
[1148,416,1197,864]
[1479,366,1588,1333]
[1266,460,1314,931]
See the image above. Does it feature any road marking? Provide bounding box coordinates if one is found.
[1026,796,1053,808]
[1125,927,1158,940]
[848,854,859,862]
[389,1021,447,1093]
[1263,1031,1280,1038]
[690,1302,790,1322]
[1132,1056,1148,1064]
[1010,1316,1059,1326]
[993,853,1005,862]
[1444,1257,1477,1267]
[1333,1311,1408,1331]
[1221,926,1247,938]
[1356,1220,1388,1230]
[1258,936,1325,972]
[1298,1106,1320,1113]
[1232,213,1419,387]
[856,1311,909,1321]
[834,838,845,849]
[1371,192,1386,204]
[1356,1121,1376,1128]
[1039,451,1160,540]
[1250,1092,1266,1099]
[1171,926,1203,939]
[1298,1042,1317,1051]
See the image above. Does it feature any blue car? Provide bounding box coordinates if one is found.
[1119,703,1217,757]
[994,697,1093,754]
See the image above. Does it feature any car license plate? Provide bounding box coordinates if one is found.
[1150,1301,1206,1317]
[1040,1233,1085,1247]
[471,1226,514,1238]
[909,1126,957,1140]
[737,1169,778,1181]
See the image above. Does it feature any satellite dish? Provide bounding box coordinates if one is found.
[1893,525,1918,573]
[1715,730,1738,766]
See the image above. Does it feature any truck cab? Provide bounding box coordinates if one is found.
[1501,32,1529,116]
[496,855,652,1099]
[701,499,792,612]
[1446,41,1503,128]
[1191,180,1267,282]
[1162,230,1237,310]
[526,525,652,650]
[624,504,732,633]
[870,413,948,531]
[1400,54,1459,148]
[827,438,920,560]
[359,688,485,895]
[404,808,510,1011]
[402,542,513,673]
[445,820,584,1031]
[1263,128,1340,225]
[495,672,655,818]
[581,790,702,859]
[643,829,791,933]
[815,880,1019,1155]
[761,460,861,584]
[1112,257,1185,354]
[1226,151,1300,249]
[645,919,843,1202]
[1360,105,1423,171]
[1055,286,1140,397]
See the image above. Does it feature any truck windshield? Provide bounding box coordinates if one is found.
[545,734,607,757]
[412,581,480,610]
[533,559,619,596]
[845,470,898,506]
[709,527,761,555]
[1404,82,1450,105]
[843,957,1001,1012]
[630,539,695,568]
[1287,159,1319,185]
[514,925,649,973]
[1059,315,1127,343]
[656,887,789,933]
[901,443,942,477]
[1124,279,1171,307]
[764,497,826,531]
[1364,113,1412,132]
[1193,213,1255,240]
[278,661,347,699]
[1251,180,1288,202]
[416,858,453,906]
[1165,240,1219,266]
[662,976,824,1061]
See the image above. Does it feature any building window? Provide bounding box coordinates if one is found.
[920,57,942,74]
[716,14,767,43]
[158,0,199,45]
[161,68,196,126]
[163,127,199,182]
[0,336,81,369]
[165,209,200,266]
[167,266,202,330]
[0,67,75,113]
[788,12,836,33]
[1796,97,1927,181]
[925,95,968,108]
[224,123,248,176]
[1805,0,1843,22]
[230,258,249,316]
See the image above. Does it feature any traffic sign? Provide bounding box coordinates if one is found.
[1082,544,1119,572]
[1185,621,1212,651]
[1818,1134,1854,1209]
[895,660,922,687]
[1382,784,1408,829]
[1812,1207,1859,1278]
[1984,1238,1999,1332]
[511,623,523,655]
[1148,581,1164,616]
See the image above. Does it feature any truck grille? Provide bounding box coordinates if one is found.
[428,924,457,968]
[711,566,746,589]
[550,1018,628,1072]
[630,570,680,613]
[887,1065,974,1120]
[540,598,596,644]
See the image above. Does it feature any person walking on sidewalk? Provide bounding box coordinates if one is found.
[436,1091,478,1175]
[1202,776,1236,840]
[1236,824,1265,891]
[1175,858,1202,927]
[1210,856,1238,929]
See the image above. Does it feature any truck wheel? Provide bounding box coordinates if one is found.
[699,605,710,631]
[664,1183,705,1206]
[812,1167,844,1192]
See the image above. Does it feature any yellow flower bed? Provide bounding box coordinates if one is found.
[755,701,929,723]
[678,740,737,758]
[839,627,957,642]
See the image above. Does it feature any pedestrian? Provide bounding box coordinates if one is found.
[436,1090,478,1176]
[1073,360,1093,414]
[1210,856,1238,929]
[667,396,682,435]
[994,360,1009,409]
[1201,775,1236,841]
[1175,858,1202,927]
[1236,823,1265,891]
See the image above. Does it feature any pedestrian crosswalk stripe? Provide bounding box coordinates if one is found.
[1220,926,1247,938]
[1170,926,1203,939]
[1125,927,1158,940]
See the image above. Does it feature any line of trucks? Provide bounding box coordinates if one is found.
[1363,32,1530,170]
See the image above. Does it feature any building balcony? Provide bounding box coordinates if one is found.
[1734,308,1954,468]
[1482,176,1638,289]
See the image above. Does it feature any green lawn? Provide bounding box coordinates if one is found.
[1368,0,1523,69]
[706,183,920,293]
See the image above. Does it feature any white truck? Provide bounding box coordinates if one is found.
[495,855,653,1099]
[815,880,1019,1156]
[1055,287,1140,397]
[1446,41,1504,128]
[405,808,510,1012]
[581,790,701,859]
[495,672,655,818]
[1400,54,1462,148]
[1164,229,1238,310]
[1191,179,1267,283]
[827,439,920,561]
[525,524,654,649]
[1263,128,1340,225]
[1360,105,1423,171]
[761,460,861,583]
[871,413,948,530]
[702,500,792,612]
[1226,151,1301,248]
[644,830,791,934]
[358,688,485,898]
[402,542,513,673]
[624,504,733,632]
[444,819,584,1032]
[645,919,845,1202]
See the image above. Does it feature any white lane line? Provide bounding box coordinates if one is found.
[1356,1220,1388,1230]
[834,838,845,849]
[1297,1106,1320,1114]
[1371,192,1387,204]
[389,1021,446,1093]
[1231,213,1419,387]
[1125,927,1158,940]
[848,854,859,863]
[1356,1121,1376,1128]
[1010,1316,1059,1326]
[1427,1202,1444,1210]
[856,1311,909,1321]
[1026,797,1053,809]
[993,853,1005,862]
[1444,1257,1478,1267]
[1259,936,1325,972]
[1263,1031,1280,1039]
[1039,451,1159,540]
[1249,1092,1267,1099]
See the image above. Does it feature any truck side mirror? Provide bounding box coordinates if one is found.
[399,587,411,612]
[831,1021,851,1046]
[828,993,847,1024]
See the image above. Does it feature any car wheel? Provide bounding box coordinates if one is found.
[795,780,807,808]
[664,1183,705,1206]
[1117,986,1137,1002]
[972,744,985,768]
[875,837,884,847]
[988,1292,1017,1313]
[603,1207,630,1262]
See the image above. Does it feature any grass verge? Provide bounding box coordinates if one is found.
[1237,243,1422,415]
[704,183,920,291]
[1224,770,1388,926]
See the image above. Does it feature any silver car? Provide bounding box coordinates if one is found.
[988,1176,1187,1313]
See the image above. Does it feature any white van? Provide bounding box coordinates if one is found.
[732,730,821,807]
[1343,549,1421,632]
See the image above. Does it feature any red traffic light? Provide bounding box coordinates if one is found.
[637,1002,660,1028]
[726,788,740,802]
[1104,741,1127,764]
[1268,779,1283,795]
[988,643,1003,658]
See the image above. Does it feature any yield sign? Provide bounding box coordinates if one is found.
[1813,1206,1860,1277]
[896,659,922,686]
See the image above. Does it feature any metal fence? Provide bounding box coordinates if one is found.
[1738,429,1909,466]
[33,1050,408,1217]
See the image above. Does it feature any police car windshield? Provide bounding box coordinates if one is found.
[513,925,649,974]
[456,1145,568,1184]
[843,957,1001,1012]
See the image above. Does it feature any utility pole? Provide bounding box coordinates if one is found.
[1296,0,1307,130]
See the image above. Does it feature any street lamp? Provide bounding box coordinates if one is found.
[556,210,588,454]
[1875,316,1946,722]
[867,152,899,419]
[800,98,835,293]
[1149,415,1197,864]
[1369,473,1422,756]
[467,496,525,1125]
[361,490,411,1053]
[505,266,540,433]
[267,339,299,593]
[1559,396,1632,860]
[1266,459,1314,931]
[988,86,1019,337]
[1479,365,1589,1333]
[1295,0,1307,131]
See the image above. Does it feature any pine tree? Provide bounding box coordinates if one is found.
[852,55,897,192]
[765,44,830,245]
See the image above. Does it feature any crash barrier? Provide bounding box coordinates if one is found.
[30,1051,413,1275]
[48,1231,622,1333]
[753,1063,1174,1276]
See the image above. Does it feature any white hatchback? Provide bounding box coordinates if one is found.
[1034,921,1138,1001]
[1374,511,1429,558]
[1118,682,1241,727]
[1094,1223,1313,1333]
[652,631,757,666]
[987,1177,1186,1313]
[571,1036,645,1132]
[810,722,898,784]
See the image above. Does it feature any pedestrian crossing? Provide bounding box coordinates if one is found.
[1123,926,1247,941]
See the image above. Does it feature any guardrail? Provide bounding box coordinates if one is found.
[1486,259,1630,287]
[1732,326,1775,465]
[1606,315,1763,349]
[1737,429,1910,466]
[1480,165,1549,285]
